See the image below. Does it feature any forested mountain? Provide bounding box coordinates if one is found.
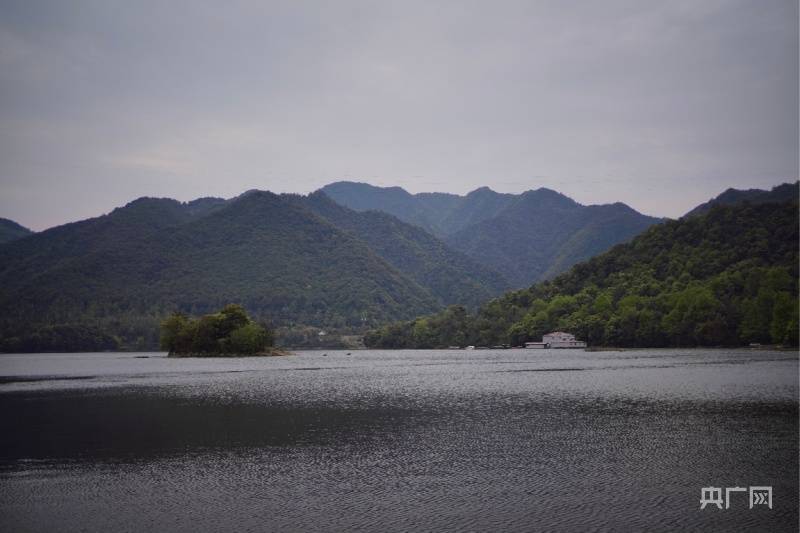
[321,181,661,286]
[0,191,509,351]
[0,218,33,244]
[445,189,660,286]
[685,181,798,217]
[297,192,510,304]
[437,186,518,235]
[365,201,799,349]
[321,181,515,236]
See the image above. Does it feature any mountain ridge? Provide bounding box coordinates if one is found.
[320,181,662,287]
[684,181,798,217]
[0,190,510,351]
[0,218,34,244]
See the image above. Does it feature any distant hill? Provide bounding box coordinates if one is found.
[0,191,509,351]
[685,182,798,217]
[445,189,661,286]
[0,218,33,244]
[320,181,517,237]
[298,192,510,306]
[321,181,662,287]
[366,200,799,349]
[320,181,466,236]
[437,186,517,235]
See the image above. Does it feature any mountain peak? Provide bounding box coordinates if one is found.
[685,181,798,217]
[517,187,578,208]
[466,186,497,196]
[323,181,412,196]
[120,196,180,209]
[0,217,34,244]
[109,197,185,221]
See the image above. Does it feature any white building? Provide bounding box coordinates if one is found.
[523,342,548,349]
[542,331,586,348]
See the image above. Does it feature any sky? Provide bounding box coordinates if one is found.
[0,0,797,231]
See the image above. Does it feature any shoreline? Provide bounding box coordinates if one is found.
[167,348,292,358]
[0,346,797,355]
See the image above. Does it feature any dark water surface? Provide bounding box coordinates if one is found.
[0,349,797,532]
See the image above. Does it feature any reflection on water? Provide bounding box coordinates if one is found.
[0,349,797,532]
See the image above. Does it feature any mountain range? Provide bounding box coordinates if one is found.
[321,182,662,287]
[0,191,506,350]
[1,180,795,351]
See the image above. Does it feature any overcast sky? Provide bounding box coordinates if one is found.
[1,0,797,230]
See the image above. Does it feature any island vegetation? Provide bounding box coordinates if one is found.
[365,201,799,349]
[160,304,285,357]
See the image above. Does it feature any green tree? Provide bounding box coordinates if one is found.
[159,312,188,352]
[770,292,796,344]
[219,304,250,337]
[228,323,270,354]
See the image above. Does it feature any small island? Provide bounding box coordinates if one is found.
[160,304,288,357]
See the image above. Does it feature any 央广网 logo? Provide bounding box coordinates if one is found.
[700,486,772,509]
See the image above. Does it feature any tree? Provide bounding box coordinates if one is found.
[227,323,270,354]
[160,312,188,352]
[219,304,249,337]
[771,292,796,345]
[160,304,275,356]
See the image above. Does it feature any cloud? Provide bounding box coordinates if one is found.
[0,0,796,229]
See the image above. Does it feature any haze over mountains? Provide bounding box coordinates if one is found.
[322,181,662,287]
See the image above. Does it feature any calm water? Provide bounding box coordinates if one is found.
[0,349,797,532]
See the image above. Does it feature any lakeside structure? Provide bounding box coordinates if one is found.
[525,332,587,349]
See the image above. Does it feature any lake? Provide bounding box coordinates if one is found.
[0,349,797,532]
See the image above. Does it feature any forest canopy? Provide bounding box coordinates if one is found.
[160,304,275,356]
[365,202,799,349]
